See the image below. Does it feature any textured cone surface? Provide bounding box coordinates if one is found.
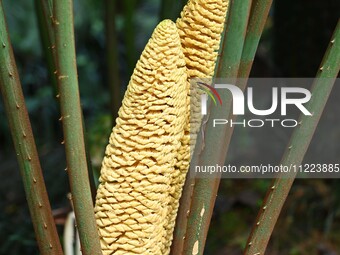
[95,20,187,255]
[178,0,228,79]
[162,1,228,254]
[177,0,229,142]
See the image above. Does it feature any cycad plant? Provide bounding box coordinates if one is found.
[0,0,339,255]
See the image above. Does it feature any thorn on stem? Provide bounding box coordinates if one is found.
[192,240,199,255]
[67,193,72,201]
[200,207,205,217]
[2,42,5,48]
[58,75,69,80]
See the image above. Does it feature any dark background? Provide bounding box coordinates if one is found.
[0,0,339,254]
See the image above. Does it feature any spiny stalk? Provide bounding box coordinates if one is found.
[53,0,102,254]
[36,0,97,202]
[244,20,340,255]
[181,0,253,254]
[0,2,63,254]
[170,0,229,254]
[238,0,273,78]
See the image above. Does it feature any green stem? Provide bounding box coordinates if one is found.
[53,1,102,254]
[181,1,253,254]
[0,2,63,254]
[170,176,196,255]
[83,115,97,201]
[215,1,252,78]
[105,0,121,122]
[35,0,57,93]
[238,0,273,78]
[36,0,97,202]
[244,20,340,255]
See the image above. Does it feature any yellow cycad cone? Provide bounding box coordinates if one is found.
[95,20,187,255]
[177,0,229,144]
[178,0,229,78]
[162,1,228,254]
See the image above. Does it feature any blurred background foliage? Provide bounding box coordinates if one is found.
[0,0,339,254]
